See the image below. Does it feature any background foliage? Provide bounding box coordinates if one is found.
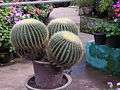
[0,7,12,51]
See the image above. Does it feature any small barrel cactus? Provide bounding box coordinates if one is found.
[47,18,79,38]
[47,31,83,69]
[11,19,48,53]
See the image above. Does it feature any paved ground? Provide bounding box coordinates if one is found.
[0,7,120,90]
[49,6,80,25]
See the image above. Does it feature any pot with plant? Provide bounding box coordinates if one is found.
[10,18,84,90]
[105,23,120,48]
[92,22,107,45]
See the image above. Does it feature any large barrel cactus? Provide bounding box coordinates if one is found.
[11,19,48,58]
[47,18,79,38]
[47,31,83,69]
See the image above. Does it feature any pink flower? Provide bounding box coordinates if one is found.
[117,0,120,3]
[113,0,120,8]
[116,13,120,17]
[113,4,120,8]
[114,8,120,12]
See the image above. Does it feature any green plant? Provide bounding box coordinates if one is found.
[22,4,50,21]
[47,18,79,38]
[47,31,83,69]
[105,23,120,37]
[98,0,113,13]
[11,19,49,59]
[3,0,11,3]
[0,7,12,51]
[92,21,108,33]
[90,20,120,37]
[0,7,13,63]
[74,0,94,7]
[22,5,34,14]
[94,21,120,37]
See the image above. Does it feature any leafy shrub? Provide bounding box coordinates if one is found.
[74,0,94,7]
[98,0,113,13]
[93,21,120,37]
[105,22,120,37]
[0,7,13,63]
[0,7,12,52]
[80,16,120,37]
[7,4,53,25]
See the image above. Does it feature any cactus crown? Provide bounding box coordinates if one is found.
[47,18,79,38]
[11,18,48,54]
[15,19,34,25]
[61,31,80,44]
[47,31,83,69]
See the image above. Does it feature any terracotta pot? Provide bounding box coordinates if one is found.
[33,61,63,88]
[25,73,72,90]
[26,61,72,89]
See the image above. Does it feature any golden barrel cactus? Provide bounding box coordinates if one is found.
[47,31,83,69]
[11,19,49,59]
[47,18,79,38]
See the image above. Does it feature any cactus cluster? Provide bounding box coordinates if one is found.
[11,18,83,69]
[47,18,79,38]
[11,19,48,52]
[47,31,83,69]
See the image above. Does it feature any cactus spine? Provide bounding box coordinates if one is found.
[47,18,79,38]
[11,19,48,52]
[47,31,83,69]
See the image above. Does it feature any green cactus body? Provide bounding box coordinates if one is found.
[47,18,79,38]
[11,19,48,52]
[47,31,83,69]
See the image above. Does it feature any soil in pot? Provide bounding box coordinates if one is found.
[26,73,72,90]
[93,32,106,45]
[106,36,120,48]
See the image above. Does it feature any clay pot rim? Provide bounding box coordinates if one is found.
[25,73,72,90]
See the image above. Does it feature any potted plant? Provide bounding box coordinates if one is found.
[92,22,107,45]
[105,23,120,48]
[10,19,84,89]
